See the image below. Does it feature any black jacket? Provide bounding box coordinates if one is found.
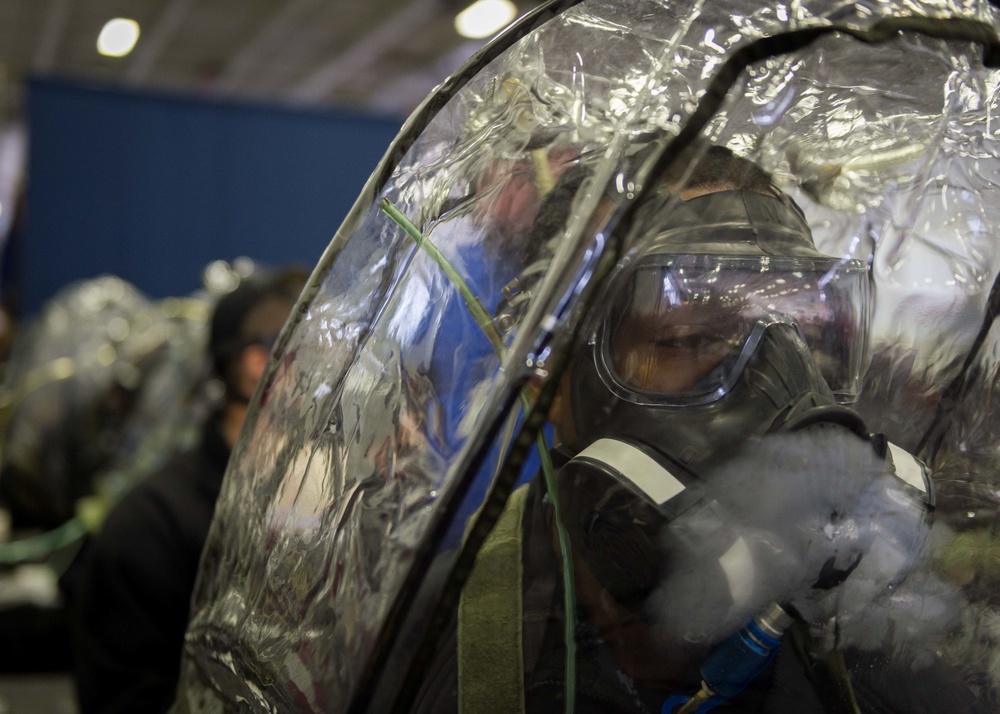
[72,414,230,714]
[412,475,979,714]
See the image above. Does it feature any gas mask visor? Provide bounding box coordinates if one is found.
[595,252,870,406]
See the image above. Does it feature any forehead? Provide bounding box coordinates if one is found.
[614,256,860,333]
[625,261,776,308]
[618,303,747,335]
[627,273,747,317]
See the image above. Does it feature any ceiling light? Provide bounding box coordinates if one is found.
[455,0,517,40]
[97,19,140,58]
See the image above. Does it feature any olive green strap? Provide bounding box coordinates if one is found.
[789,622,862,714]
[458,484,530,714]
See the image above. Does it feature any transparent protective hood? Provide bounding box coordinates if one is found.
[176,2,1000,712]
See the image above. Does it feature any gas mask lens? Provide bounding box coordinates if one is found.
[600,254,869,405]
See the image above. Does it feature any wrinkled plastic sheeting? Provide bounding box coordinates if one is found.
[0,276,150,527]
[178,1,1000,711]
[0,276,211,528]
[92,293,213,506]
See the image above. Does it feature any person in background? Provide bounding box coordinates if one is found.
[71,266,308,713]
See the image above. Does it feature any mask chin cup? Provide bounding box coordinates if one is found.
[558,438,688,606]
[773,398,872,442]
[557,437,741,612]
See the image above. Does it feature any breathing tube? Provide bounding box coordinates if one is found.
[663,603,794,714]
[378,199,578,708]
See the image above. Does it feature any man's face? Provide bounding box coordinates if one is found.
[594,255,867,406]
[610,297,747,394]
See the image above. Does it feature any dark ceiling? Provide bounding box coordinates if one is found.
[0,0,545,122]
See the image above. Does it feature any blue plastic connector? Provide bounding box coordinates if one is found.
[662,603,793,713]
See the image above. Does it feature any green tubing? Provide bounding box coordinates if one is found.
[380,199,577,712]
[379,199,505,351]
[0,516,86,565]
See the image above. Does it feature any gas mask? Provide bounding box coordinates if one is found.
[557,189,931,633]
[568,189,870,458]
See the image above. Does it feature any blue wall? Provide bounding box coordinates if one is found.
[21,78,403,316]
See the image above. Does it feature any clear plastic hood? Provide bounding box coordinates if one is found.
[176,1,1000,712]
[0,277,210,530]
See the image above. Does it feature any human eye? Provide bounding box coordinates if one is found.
[652,325,732,353]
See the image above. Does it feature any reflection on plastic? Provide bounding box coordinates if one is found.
[175,2,1000,713]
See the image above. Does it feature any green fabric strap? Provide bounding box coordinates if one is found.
[789,622,862,714]
[458,484,530,714]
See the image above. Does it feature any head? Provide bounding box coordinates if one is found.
[555,144,869,459]
[209,266,308,414]
[551,144,873,613]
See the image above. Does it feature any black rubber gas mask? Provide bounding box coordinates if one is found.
[568,189,870,462]
[556,189,895,614]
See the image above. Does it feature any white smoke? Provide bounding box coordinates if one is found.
[643,427,935,647]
